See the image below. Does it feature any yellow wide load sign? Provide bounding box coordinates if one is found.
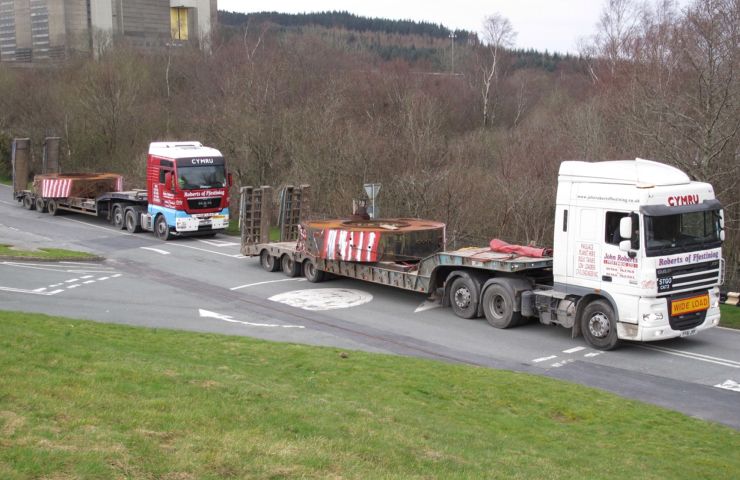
[671,294,709,316]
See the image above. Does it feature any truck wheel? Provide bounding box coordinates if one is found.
[281,254,301,277]
[125,209,142,233]
[35,197,46,213]
[303,259,325,283]
[260,250,280,272]
[482,283,521,328]
[449,276,480,319]
[47,199,60,216]
[581,299,620,350]
[111,204,125,229]
[154,215,173,241]
[23,195,35,210]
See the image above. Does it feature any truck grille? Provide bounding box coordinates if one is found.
[667,291,708,331]
[656,260,720,295]
[188,197,221,210]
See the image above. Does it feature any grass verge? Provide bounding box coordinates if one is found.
[0,244,99,261]
[720,304,740,329]
[0,311,738,479]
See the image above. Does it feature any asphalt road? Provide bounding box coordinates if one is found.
[1,182,739,429]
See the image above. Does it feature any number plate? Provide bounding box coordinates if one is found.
[680,328,698,337]
[670,294,709,316]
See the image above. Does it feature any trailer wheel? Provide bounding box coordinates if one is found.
[46,199,60,216]
[581,299,620,350]
[260,250,280,272]
[281,254,301,277]
[35,197,46,213]
[111,204,125,229]
[23,195,35,210]
[449,276,480,319]
[482,283,521,328]
[303,259,325,283]
[124,208,142,233]
[154,215,173,241]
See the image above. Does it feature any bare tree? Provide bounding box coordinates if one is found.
[480,14,516,127]
[595,0,642,76]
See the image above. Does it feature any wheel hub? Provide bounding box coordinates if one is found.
[588,313,610,338]
[454,288,471,309]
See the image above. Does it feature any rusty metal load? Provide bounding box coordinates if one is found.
[302,218,446,263]
[33,173,123,199]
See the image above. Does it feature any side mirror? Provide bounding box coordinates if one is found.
[619,240,631,252]
[619,216,632,240]
[228,173,233,188]
[718,209,725,241]
[164,172,173,192]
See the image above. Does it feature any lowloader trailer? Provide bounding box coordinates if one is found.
[240,159,725,350]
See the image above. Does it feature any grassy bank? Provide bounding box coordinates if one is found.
[721,304,740,329]
[0,245,99,261]
[0,312,737,479]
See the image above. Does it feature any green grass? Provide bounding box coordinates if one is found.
[720,304,740,329]
[0,312,737,479]
[0,244,99,261]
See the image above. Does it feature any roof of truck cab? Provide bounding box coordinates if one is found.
[148,142,223,159]
[559,158,690,186]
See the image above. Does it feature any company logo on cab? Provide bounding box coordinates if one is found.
[667,194,699,206]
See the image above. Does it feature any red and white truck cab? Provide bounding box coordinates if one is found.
[144,142,232,240]
[553,159,724,348]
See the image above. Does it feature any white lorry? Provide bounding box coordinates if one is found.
[241,159,725,350]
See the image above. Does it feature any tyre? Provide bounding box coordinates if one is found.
[47,199,60,216]
[281,254,301,277]
[303,259,325,283]
[581,299,620,350]
[23,195,35,210]
[154,215,172,241]
[35,197,46,213]
[482,283,521,328]
[125,208,142,233]
[260,250,280,272]
[449,276,480,319]
[111,203,125,229]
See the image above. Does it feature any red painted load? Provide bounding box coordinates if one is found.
[489,238,552,258]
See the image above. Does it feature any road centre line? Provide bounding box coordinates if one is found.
[140,247,170,255]
[563,346,586,354]
[169,242,244,258]
[532,355,558,363]
[0,286,63,296]
[638,344,740,369]
[230,278,306,291]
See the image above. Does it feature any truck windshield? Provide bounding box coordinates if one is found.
[177,165,226,190]
[644,210,722,256]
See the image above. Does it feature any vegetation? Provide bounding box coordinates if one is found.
[0,311,738,479]
[720,304,740,329]
[0,0,737,289]
[0,245,98,261]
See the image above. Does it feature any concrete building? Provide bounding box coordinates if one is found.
[0,0,217,63]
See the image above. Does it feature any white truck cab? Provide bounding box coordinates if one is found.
[549,158,724,349]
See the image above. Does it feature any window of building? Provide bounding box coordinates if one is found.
[170,8,189,41]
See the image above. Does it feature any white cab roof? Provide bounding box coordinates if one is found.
[559,158,690,186]
[148,141,223,159]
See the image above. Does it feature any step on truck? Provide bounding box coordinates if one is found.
[239,159,725,350]
[11,139,232,240]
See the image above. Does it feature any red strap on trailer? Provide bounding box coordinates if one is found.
[489,238,552,258]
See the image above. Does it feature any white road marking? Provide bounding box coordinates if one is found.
[269,288,373,311]
[198,309,304,329]
[0,286,64,295]
[65,278,79,283]
[140,247,170,255]
[33,287,47,292]
[170,243,243,258]
[60,216,134,235]
[197,239,239,247]
[49,283,62,287]
[584,352,603,358]
[98,277,110,281]
[1,261,113,274]
[714,380,740,392]
[230,278,306,291]
[83,280,95,284]
[532,355,558,363]
[414,299,443,313]
[67,284,80,289]
[80,275,94,279]
[551,359,575,368]
[563,346,586,354]
[638,345,740,369]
